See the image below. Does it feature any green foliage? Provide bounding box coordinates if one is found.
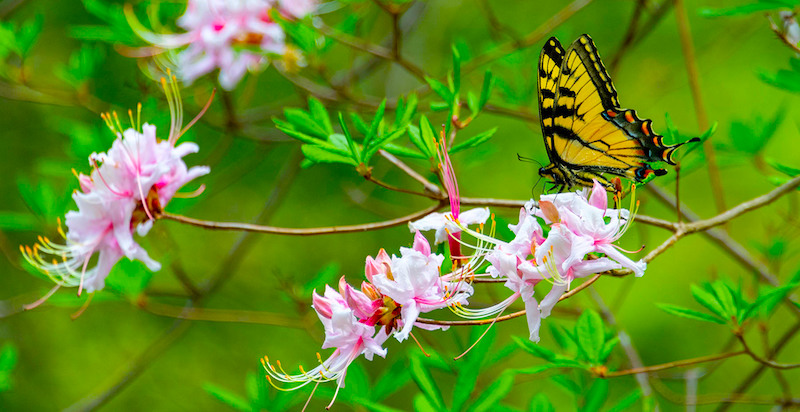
[659,279,800,326]
[0,343,18,393]
[699,0,800,17]
[760,57,800,93]
[205,372,304,411]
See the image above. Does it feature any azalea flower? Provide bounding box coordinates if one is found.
[409,207,490,245]
[473,180,645,342]
[370,231,472,341]
[265,284,387,409]
[21,79,210,303]
[127,0,316,90]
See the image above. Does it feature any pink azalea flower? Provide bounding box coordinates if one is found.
[278,0,316,18]
[22,84,209,300]
[128,0,314,90]
[408,207,490,245]
[265,284,387,408]
[370,231,472,341]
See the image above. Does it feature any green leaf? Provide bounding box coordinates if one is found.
[583,379,608,412]
[450,128,497,153]
[307,97,333,135]
[551,375,581,395]
[0,211,39,231]
[453,326,496,411]
[203,383,251,411]
[514,336,558,363]
[657,303,726,324]
[691,284,727,319]
[399,93,418,127]
[529,393,555,412]
[337,112,361,162]
[274,123,323,145]
[301,144,357,166]
[452,45,461,96]
[349,112,370,136]
[467,91,479,117]
[742,283,799,321]
[548,323,577,354]
[382,143,427,159]
[413,393,439,412]
[363,99,387,158]
[372,359,412,402]
[426,76,453,103]
[419,115,437,157]
[409,355,445,409]
[711,282,737,320]
[479,70,494,111]
[284,108,329,139]
[0,343,17,393]
[607,389,641,412]
[17,14,43,56]
[469,371,515,412]
[699,0,799,17]
[576,310,605,364]
[430,101,450,111]
[767,158,800,177]
[599,337,619,363]
[344,362,370,397]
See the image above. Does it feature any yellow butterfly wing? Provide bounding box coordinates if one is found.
[537,34,698,190]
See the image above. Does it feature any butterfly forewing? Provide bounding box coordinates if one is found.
[536,34,699,190]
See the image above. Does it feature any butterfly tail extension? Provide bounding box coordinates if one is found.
[609,109,699,166]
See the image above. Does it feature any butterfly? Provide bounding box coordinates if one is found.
[536,34,699,192]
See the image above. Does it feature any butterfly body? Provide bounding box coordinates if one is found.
[537,34,699,192]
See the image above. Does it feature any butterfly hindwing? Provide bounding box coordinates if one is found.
[537,34,699,190]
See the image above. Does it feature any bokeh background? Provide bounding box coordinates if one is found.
[1,0,800,410]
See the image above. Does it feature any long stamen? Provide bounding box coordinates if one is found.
[23,284,61,310]
[180,89,216,138]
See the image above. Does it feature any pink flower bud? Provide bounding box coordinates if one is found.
[312,290,332,319]
[413,231,431,256]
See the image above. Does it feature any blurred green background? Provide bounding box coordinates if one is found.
[2,0,800,410]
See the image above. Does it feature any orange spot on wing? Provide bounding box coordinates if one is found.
[625,111,635,123]
[641,122,650,135]
[606,110,617,117]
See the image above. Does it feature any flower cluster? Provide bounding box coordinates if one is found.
[479,180,645,342]
[263,231,472,407]
[128,0,315,90]
[263,128,647,407]
[21,80,209,301]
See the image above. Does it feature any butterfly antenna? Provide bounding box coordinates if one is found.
[517,153,543,168]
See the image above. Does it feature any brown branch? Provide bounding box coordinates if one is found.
[415,273,601,326]
[681,175,800,235]
[737,333,800,370]
[603,351,745,378]
[716,321,800,411]
[315,22,426,81]
[674,0,726,214]
[365,174,436,199]
[135,296,304,327]
[159,202,444,236]
[378,149,442,196]
[460,0,593,77]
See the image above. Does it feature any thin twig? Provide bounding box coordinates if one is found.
[737,334,800,370]
[135,296,304,327]
[674,0,726,214]
[378,149,442,196]
[603,351,745,378]
[716,321,800,412]
[159,201,443,236]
